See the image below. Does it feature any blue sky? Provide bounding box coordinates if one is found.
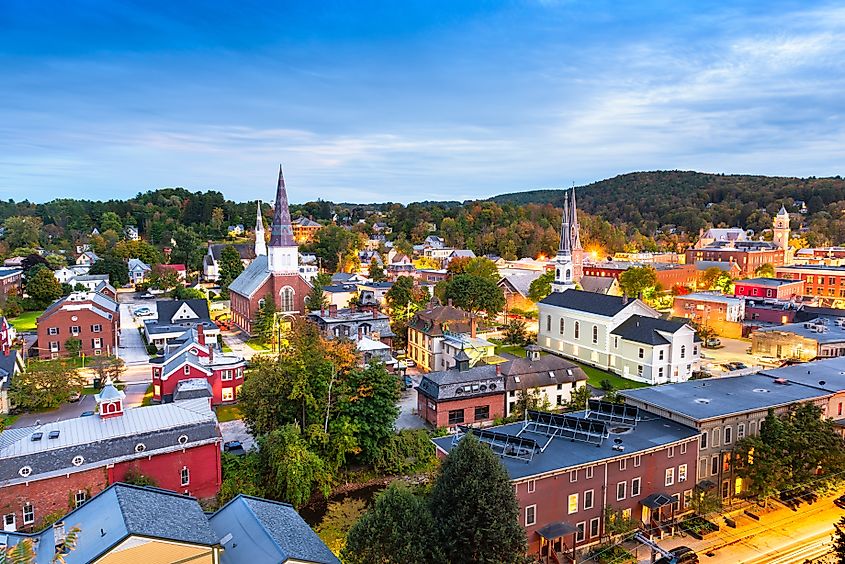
[1,1,843,204]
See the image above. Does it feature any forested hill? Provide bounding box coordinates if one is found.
[491,170,845,240]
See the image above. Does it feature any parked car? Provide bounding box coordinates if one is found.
[734,362,748,370]
[79,410,95,417]
[834,494,845,509]
[223,441,246,456]
[655,546,698,564]
[705,338,721,348]
[68,391,81,403]
[139,292,155,299]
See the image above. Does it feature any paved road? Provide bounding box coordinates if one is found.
[117,293,153,365]
[219,419,256,451]
[396,368,428,430]
[221,330,259,360]
[9,382,148,429]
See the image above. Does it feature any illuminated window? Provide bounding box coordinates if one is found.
[568,493,578,514]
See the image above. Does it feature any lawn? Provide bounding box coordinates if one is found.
[0,414,19,430]
[245,339,272,352]
[9,310,42,332]
[221,342,233,353]
[496,344,528,358]
[216,405,243,422]
[141,384,154,406]
[573,361,648,390]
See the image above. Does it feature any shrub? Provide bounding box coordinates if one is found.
[600,379,615,391]
[373,430,437,475]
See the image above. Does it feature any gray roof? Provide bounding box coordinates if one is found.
[578,275,617,294]
[417,365,504,401]
[145,319,218,336]
[211,496,340,564]
[228,255,271,297]
[759,356,845,393]
[678,292,744,305]
[695,260,740,272]
[0,350,22,384]
[498,271,542,297]
[127,258,151,272]
[323,283,357,293]
[0,399,218,487]
[501,355,588,391]
[174,378,214,401]
[156,299,211,324]
[431,411,699,480]
[620,373,828,422]
[738,277,801,287]
[540,289,637,317]
[70,273,109,283]
[209,243,255,262]
[755,317,845,344]
[611,315,688,346]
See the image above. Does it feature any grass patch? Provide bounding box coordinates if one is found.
[245,339,271,351]
[9,310,42,332]
[572,361,648,390]
[0,414,19,430]
[216,404,243,422]
[141,384,154,406]
[221,342,233,353]
[495,344,528,358]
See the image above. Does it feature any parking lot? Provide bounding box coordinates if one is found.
[699,336,778,375]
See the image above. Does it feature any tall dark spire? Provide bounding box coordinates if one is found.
[557,191,572,255]
[570,186,582,251]
[269,165,296,247]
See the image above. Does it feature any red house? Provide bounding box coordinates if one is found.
[150,325,246,405]
[229,166,312,335]
[159,263,188,282]
[734,277,805,300]
[36,291,120,358]
[0,382,221,530]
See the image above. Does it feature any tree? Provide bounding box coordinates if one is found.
[833,516,845,564]
[99,211,123,233]
[173,225,202,271]
[385,276,427,322]
[210,207,225,233]
[219,452,265,505]
[444,274,505,316]
[148,265,181,291]
[89,355,126,383]
[25,266,63,308]
[1,525,80,563]
[112,240,161,265]
[307,224,360,272]
[699,267,724,290]
[754,263,775,278]
[446,255,472,274]
[21,254,48,275]
[252,294,277,344]
[9,360,85,410]
[368,258,386,282]
[463,257,500,283]
[511,387,552,417]
[565,385,592,412]
[528,270,555,302]
[64,338,82,357]
[338,362,400,463]
[260,424,331,508]
[218,245,244,293]
[618,266,658,298]
[306,284,328,312]
[343,484,442,564]
[689,483,722,517]
[3,216,42,249]
[89,256,130,286]
[429,434,527,563]
[503,319,527,346]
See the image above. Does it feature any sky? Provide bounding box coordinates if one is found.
[1,1,844,204]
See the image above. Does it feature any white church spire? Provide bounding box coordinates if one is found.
[254,201,267,257]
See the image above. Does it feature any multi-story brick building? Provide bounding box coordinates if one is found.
[291,216,322,244]
[672,292,745,339]
[0,383,221,530]
[581,263,697,292]
[776,264,845,302]
[734,277,805,300]
[432,406,699,558]
[36,291,120,358]
[229,167,313,335]
[407,302,475,372]
[0,268,23,297]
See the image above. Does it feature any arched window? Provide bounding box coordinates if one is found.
[592,325,598,344]
[559,318,565,335]
[574,321,580,339]
[546,315,552,332]
[257,298,266,309]
[680,345,686,359]
[280,287,295,312]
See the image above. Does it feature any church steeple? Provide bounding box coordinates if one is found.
[267,165,299,274]
[254,201,267,257]
[551,191,575,293]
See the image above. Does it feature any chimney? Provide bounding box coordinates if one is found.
[447,298,453,307]
[197,324,205,346]
[470,316,477,339]
[496,364,501,375]
[372,308,378,319]
[622,293,629,305]
[208,342,214,363]
[320,305,325,316]
[329,304,338,316]
[358,326,364,341]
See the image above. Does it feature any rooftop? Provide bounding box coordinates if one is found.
[737,277,802,287]
[540,289,641,317]
[431,410,698,480]
[778,264,845,272]
[755,316,845,343]
[759,356,845,393]
[620,373,828,422]
[611,315,691,346]
[676,292,744,305]
[417,364,503,401]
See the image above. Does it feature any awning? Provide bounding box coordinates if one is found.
[537,522,578,540]
[641,493,674,510]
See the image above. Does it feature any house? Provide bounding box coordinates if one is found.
[227,224,245,236]
[734,277,805,300]
[372,221,391,234]
[323,284,358,309]
[75,251,100,266]
[407,302,475,372]
[36,292,120,358]
[503,346,588,416]
[416,269,449,283]
[751,316,845,360]
[144,299,219,350]
[578,275,621,296]
[150,325,246,405]
[357,337,396,367]
[331,272,368,285]
[128,258,152,284]
[65,273,110,292]
[538,290,700,384]
[438,331,496,371]
[124,225,140,241]
[432,407,700,557]
[307,306,394,347]
[416,355,506,428]
[160,263,188,282]
[2,257,24,269]
[424,235,445,249]
[0,384,222,530]
[672,292,746,339]
[53,265,90,285]
[357,281,392,307]
[292,216,322,244]
[203,241,258,282]
[498,270,543,312]
[0,268,23,297]
[228,167,313,335]
[0,319,23,415]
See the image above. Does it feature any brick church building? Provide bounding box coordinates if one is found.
[229,166,313,335]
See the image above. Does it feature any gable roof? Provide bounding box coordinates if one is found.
[228,255,271,297]
[501,354,588,390]
[579,275,618,295]
[209,243,256,262]
[127,258,151,272]
[540,289,639,317]
[610,315,689,345]
[156,299,211,324]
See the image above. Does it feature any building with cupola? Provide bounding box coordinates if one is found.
[228,166,314,335]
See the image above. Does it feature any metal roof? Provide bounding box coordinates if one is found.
[611,315,689,346]
[227,255,271,297]
[540,289,641,317]
[417,365,503,401]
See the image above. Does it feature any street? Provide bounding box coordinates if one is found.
[9,382,149,429]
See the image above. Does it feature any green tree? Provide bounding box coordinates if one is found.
[3,216,42,249]
[218,245,244,294]
[112,239,161,265]
[565,385,592,412]
[528,270,555,302]
[463,257,500,283]
[444,274,506,316]
[252,294,277,344]
[511,387,552,417]
[260,424,331,508]
[89,355,126,383]
[429,434,527,563]
[10,360,85,410]
[689,483,722,516]
[307,224,360,272]
[218,452,265,505]
[148,265,181,291]
[385,276,427,322]
[173,225,202,272]
[100,211,123,233]
[210,207,225,233]
[503,319,528,345]
[64,338,82,357]
[343,484,442,564]
[338,362,400,463]
[699,267,724,290]
[25,266,63,308]
[368,258,386,282]
[89,256,130,286]
[754,263,775,278]
[306,284,328,312]
[618,266,658,298]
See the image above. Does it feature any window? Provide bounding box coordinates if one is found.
[557,395,563,406]
[589,517,600,538]
[724,426,732,445]
[668,445,675,459]
[634,455,641,467]
[659,349,664,361]
[737,423,745,440]
[619,458,627,471]
[568,493,578,514]
[48,327,59,336]
[679,464,688,483]
[92,324,102,333]
[527,480,536,493]
[50,341,60,352]
[4,514,14,530]
[526,505,536,526]
[680,442,688,455]
[180,466,190,486]
[570,469,578,482]
[658,367,664,379]
[546,316,552,332]
[700,431,708,449]
[672,493,681,513]
[665,467,675,486]
[474,405,490,421]
[631,477,641,497]
[592,325,598,344]
[22,503,34,525]
[576,522,585,543]
[584,489,594,510]
[92,338,102,349]
[448,409,464,425]
[712,428,720,447]
[638,348,644,359]
[222,387,234,402]
[616,481,626,501]
[711,455,719,476]
[70,326,80,336]
[585,466,593,479]
[622,508,631,520]
[184,365,190,375]
[680,345,686,358]
[574,321,580,339]
[75,490,87,508]
[637,365,643,377]
[684,489,693,509]
[614,336,618,348]
[559,318,565,335]
[280,286,295,312]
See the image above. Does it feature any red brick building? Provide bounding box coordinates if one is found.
[416,354,505,429]
[734,278,804,300]
[432,406,699,558]
[151,325,246,405]
[0,383,221,530]
[685,246,785,278]
[776,265,845,300]
[0,268,22,297]
[36,291,120,358]
[581,262,696,291]
[229,167,312,335]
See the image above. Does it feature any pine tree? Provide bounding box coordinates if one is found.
[253,294,277,344]
[368,258,386,282]
[429,433,527,563]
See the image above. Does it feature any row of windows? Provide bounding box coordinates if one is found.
[699,421,751,449]
[47,324,103,335]
[523,507,607,544]
[546,317,599,344]
[447,406,490,425]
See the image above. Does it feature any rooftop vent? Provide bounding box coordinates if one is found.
[753,388,770,393]
[773,378,789,385]
[48,430,60,439]
[694,398,711,404]
[30,433,43,442]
